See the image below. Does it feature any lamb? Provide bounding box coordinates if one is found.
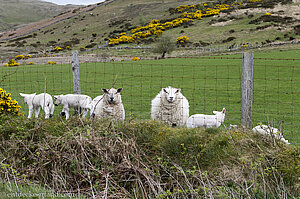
[19,92,54,119]
[53,94,92,120]
[151,86,189,127]
[92,88,125,120]
[186,108,226,128]
[252,124,290,144]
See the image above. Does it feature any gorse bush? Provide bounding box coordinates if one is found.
[5,59,20,67]
[0,88,22,116]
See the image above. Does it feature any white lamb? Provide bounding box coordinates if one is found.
[252,124,290,144]
[53,94,92,120]
[19,93,55,119]
[92,88,125,120]
[151,86,189,127]
[186,108,226,128]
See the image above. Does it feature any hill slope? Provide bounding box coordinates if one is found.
[0,0,299,58]
[0,0,80,32]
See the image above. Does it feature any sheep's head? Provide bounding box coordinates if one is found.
[102,88,123,104]
[162,86,181,103]
[20,93,36,104]
[53,95,63,106]
[213,108,226,123]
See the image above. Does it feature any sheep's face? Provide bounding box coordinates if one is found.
[53,95,63,106]
[213,108,226,123]
[163,87,181,103]
[102,88,123,104]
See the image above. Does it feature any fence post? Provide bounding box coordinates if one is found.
[241,52,253,128]
[72,51,81,115]
[72,51,81,95]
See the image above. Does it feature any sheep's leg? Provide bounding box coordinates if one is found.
[28,105,33,118]
[82,108,88,118]
[50,104,54,118]
[35,107,41,118]
[63,106,70,120]
[44,106,50,119]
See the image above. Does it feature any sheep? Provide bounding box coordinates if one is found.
[252,124,290,144]
[186,108,226,128]
[151,86,189,127]
[53,94,92,120]
[92,88,125,120]
[19,92,54,119]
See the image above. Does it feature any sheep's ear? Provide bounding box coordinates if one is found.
[53,95,58,99]
[213,111,218,115]
[222,108,226,114]
[175,88,181,93]
[19,93,25,97]
[102,88,109,94]
[117,88,123,93]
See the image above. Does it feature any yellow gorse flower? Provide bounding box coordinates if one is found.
[6,59,20,67]
[108,0,264,46]
[132,56,140,61]
[0,88,23,116]
[177,36,189,43]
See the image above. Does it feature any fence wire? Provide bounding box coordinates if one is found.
[0,55,299,144]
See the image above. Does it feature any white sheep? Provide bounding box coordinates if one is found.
[19,92,55,119]
[186,108,226,128]
[151,86,189,127]
[252,124,290,144]
[92,88,125,120]
[53,94,92,120]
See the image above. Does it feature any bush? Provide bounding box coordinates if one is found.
[48,61,56,65]
[132,56,140,61]
[0,88,22,116]
[5,59,20,67]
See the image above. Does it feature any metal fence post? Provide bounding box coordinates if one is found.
[72,51,81,94]
[241,52,253,128]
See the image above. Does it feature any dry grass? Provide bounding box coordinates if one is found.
[0,113,299,198]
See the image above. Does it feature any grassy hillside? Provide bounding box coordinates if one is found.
[0,0,299,58]
[0,0,80,32]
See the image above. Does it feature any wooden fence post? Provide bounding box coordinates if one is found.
[241,52,253,128]
[72,51,81,115]
[72,51,81,95]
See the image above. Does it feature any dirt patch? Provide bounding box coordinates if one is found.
[211,20,234,26]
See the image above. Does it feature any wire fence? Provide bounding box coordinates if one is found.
[0,53,299,144]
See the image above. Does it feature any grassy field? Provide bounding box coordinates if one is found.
[1,49,299,144]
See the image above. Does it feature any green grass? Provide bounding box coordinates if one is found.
[1,50,299,144]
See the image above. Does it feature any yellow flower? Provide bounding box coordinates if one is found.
[132,56,140,61]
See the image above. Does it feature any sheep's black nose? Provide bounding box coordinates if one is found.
[110,97,114,101]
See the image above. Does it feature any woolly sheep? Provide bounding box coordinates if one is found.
[252,124,290,144]
[19,92,54,119]
[92,88,125,120]
[151,86,189,127]
[186,108,226,128]
[53,94,92,120]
